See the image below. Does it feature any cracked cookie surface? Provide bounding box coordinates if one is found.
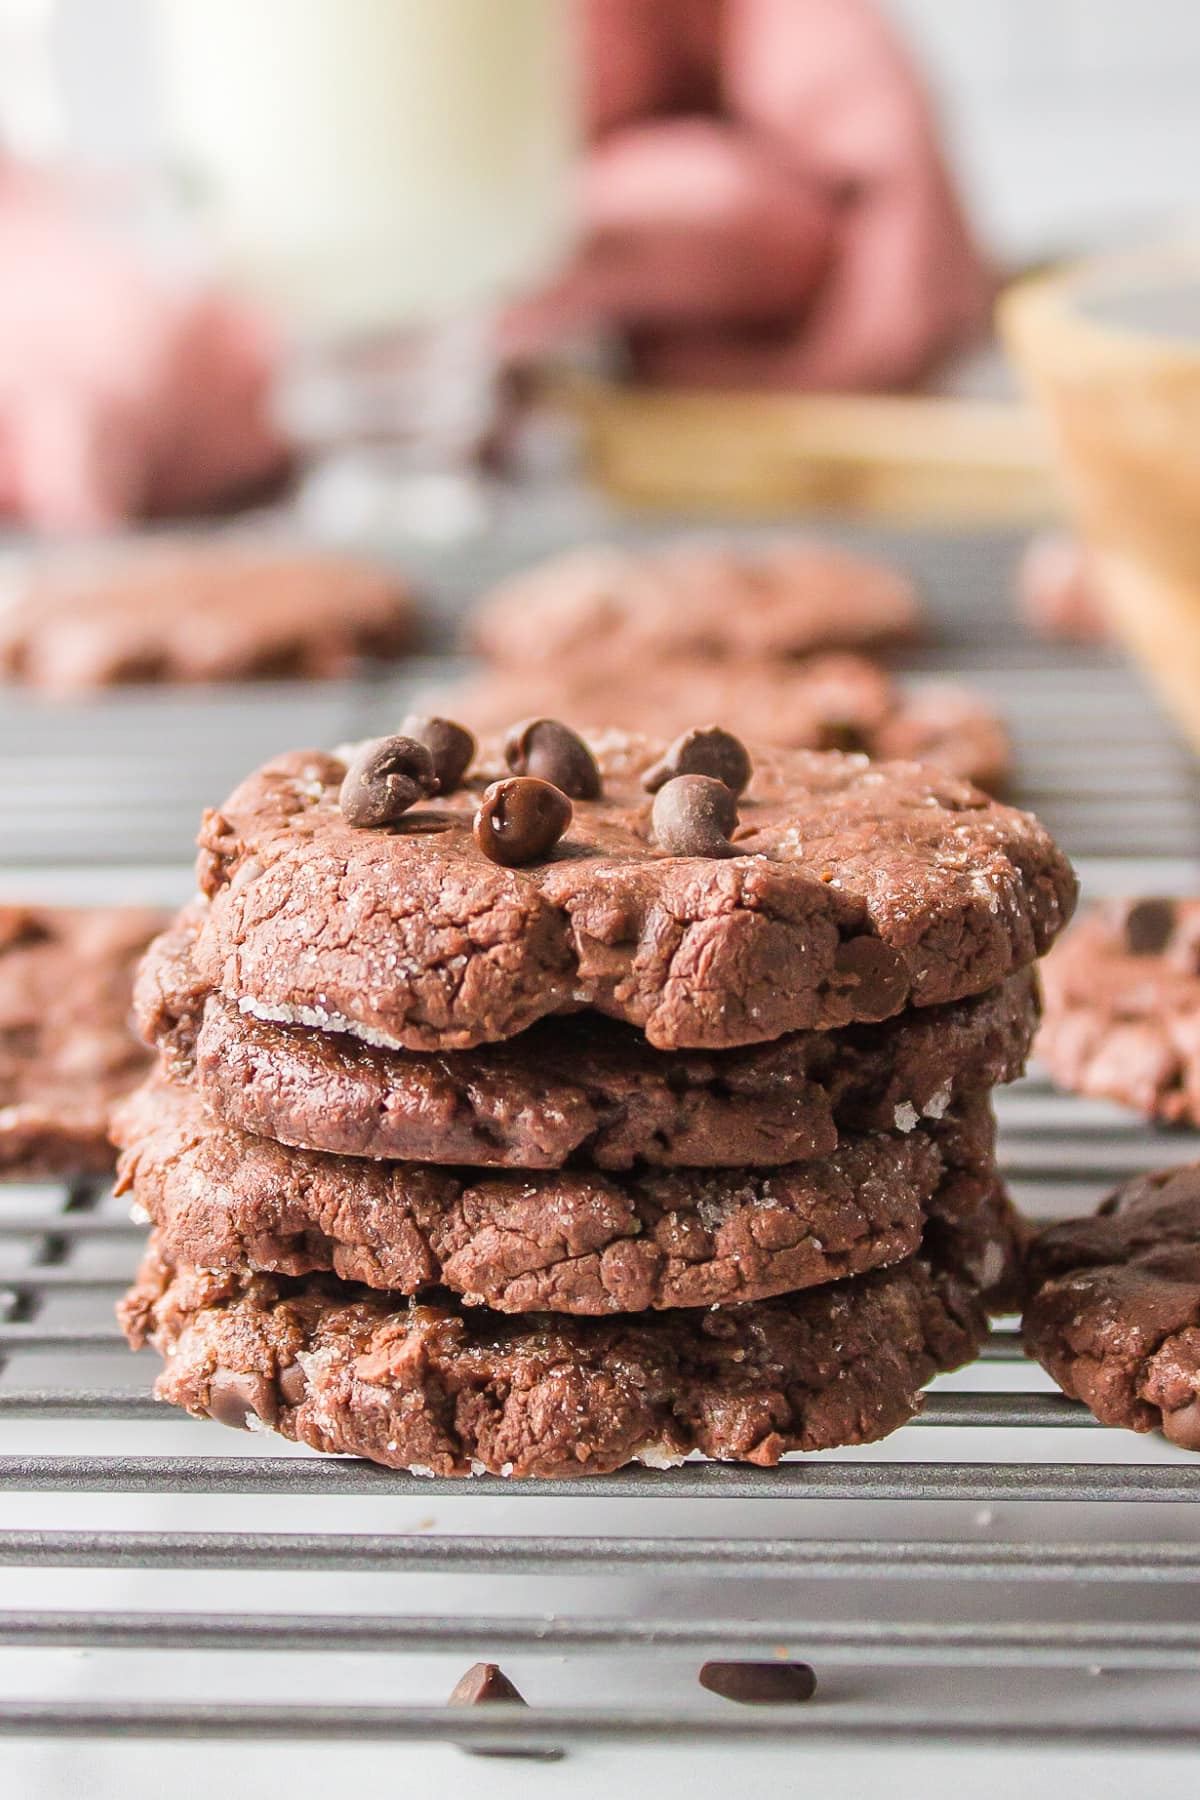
[115,1075,1015,1314]
[120,1231,991,1476]
[192,733,1074,1052]
[0,905,166,1175]
[1039,899,1200,1125]
[1025,1163,1200,1449]
[137,908,1037,1168]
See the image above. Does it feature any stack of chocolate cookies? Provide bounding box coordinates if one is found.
[118,719,1075,1477]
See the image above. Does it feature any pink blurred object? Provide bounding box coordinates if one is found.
[0,166,287,531]
[1018,532,1110,643]
[510,0,992,391]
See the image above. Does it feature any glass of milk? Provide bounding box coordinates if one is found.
[155,0,578,535]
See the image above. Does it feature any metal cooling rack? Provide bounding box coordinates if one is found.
[3,517,1200,1759]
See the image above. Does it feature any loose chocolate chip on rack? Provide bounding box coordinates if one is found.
[449,1663,526,1707]
[399,714,476,794]
[504,717,602,800]
[1121,897,1177,956]
[448,1661,563,1761]
[651,774,739,858]
[642,725,753,796]
[206,1367,277,1431]
[339,735,437,827]
[474,777,573,866]
[699,1662,817,1705]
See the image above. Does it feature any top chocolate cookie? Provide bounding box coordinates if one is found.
[467,539,922,674]
[0,543,417,693]
[193,730,1075,1052]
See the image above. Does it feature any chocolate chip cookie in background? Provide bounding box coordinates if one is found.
[448,537,1013,794]
[1037,898,1200,1125]
[433,655,1014,795]
[119,717,1075,1475]
[1024,1163,1200,1451]
[0,905,167,1176]
[0,541,418,693]
[466,540,926,674]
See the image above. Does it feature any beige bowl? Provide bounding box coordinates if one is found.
[1001,248,1200,749]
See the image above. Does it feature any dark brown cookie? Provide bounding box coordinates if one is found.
[113,1075,1012,1314]
[429,656,1012,795]
[0,905,166,1176]
[0,544,417,692]
[467,540,923,672]
[1024,1163,1200,1448]
[119,1233,989,1476]
[193,734,1074,1053]
[1038,899,1200,1124]
[138,909,1038,1168]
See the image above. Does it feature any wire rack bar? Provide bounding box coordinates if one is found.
[6,1530,1200,1582]
[10,1610,1200,1669]
[3,1455,1197,1502]
[1,1702,1199,1749]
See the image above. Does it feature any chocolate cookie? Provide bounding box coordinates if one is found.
[1038,899,1200,1124]
[113,1074,1011,1314]
[0,543,416,692]
[467,540,923,673]
[119,1234,989,1476]
[194,735,1074,1052]
[1024,1163,1200,1448]
[0,905,165,1176]
[430,657,1012,794]
[139,909,1038,1168]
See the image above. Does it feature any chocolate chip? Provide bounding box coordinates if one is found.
[339,735,437,828]
[642,726,752,796]
[399,714,476,794]
[699,1661,817,1705]
[448,1662,564,1762]
[474,777,572,866]
[1121,897,1177,956]
[651,774,739,858]
[449,1663,526,1707]
[206,1367,276,1432]
[816,719,869,755]
[834,936,907,1020]
[504,718,602,800]
[278,1363,307,1408]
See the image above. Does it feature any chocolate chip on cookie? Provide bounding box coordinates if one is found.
[474,776,572,866]
[399,715,476,794]
[651,774,739,857]
[206,1366,277,1431]
[503,718,602,800]
[339,735,437,828]
[642,726,752,796]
